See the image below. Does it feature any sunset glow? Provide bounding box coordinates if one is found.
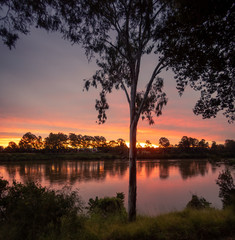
[0,29,234,147]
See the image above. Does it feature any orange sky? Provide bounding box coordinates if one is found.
[0,29,234,147]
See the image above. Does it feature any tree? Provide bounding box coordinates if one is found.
[159,0,235,122]
[1,0,234,221]
[145,140,152,148]
[94,136,107,148]
[44,132,68,151]
[18,132,42,151]
[216,169,235,208]
[224,139,235,153]
[0,0,60,49]
[178,136,191,149]
[4,141,18,152]
[198,139,209,148]
[159,137,170,148]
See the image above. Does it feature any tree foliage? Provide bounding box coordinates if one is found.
[0,178,83,240]
[159,137,170,148]
[18,132,43,150]
[216,169,235,208]
[159,0,235,122]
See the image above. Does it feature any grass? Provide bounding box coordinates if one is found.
[83,208,235,240]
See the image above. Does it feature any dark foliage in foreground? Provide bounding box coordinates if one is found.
[0,176,235,240]
[216,169,235,208]
[0,179,84,240]
[186,194,211,210]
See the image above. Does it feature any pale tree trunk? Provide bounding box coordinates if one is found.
[128,119,137,221]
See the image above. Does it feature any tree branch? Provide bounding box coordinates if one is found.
[136,59,166,119]
[121,80,130,105]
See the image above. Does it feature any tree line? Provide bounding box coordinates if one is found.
[1,132,234,154]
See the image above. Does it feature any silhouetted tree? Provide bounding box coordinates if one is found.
[4,141,18,152]
[145,140,152,149]
[44,132,68,151]
[159,137,170,148]
[69,133,83,149]
[224,139,235,153]
[160,0,235,122]
[94,136,107,148]
[216,169,235,208]
[190,138,199,148]
[19,132,42,151]
[198,139,209,148]
[178,136,191,149]
[211,141,217,150]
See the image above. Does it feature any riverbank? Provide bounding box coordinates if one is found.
[85,208,235,240]
[0,152,235,165]
[0,152,120,162]
[1,177,235,240]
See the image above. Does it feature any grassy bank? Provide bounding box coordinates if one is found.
[84,208,235,240]
[0,152,120,162]
[1,178,235,240]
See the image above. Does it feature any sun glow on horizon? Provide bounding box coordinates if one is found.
[0,138,21,147]
[125,142,159,148]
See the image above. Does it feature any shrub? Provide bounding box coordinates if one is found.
[186,194,211,209]
[87,192,126,219]
[216,168,235,208]
[0,178,83,240]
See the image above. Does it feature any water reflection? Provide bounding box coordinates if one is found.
[0,159,230,215]
[1,159,212,183]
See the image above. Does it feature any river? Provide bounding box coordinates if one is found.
[0,159,234,215]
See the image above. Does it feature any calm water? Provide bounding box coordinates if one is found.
[0,159,234,215]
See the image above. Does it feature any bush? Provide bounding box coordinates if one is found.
[0,178,83,240]
[87,192,126,219]
[216,168,235,208]
[186,194,211,209]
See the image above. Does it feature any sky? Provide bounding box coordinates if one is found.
[0,28,234,147]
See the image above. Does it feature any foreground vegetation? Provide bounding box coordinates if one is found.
[1,170,235,240]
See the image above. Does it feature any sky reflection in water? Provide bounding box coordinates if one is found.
[0,159,233,215]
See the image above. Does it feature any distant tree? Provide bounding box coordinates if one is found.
[94,136,107,148]
[159,137,170,148]
[44,132,68,151]
[5,141,18,152]
[189,138,199,148]
[19,132,41,151]
[198,139,209,148]
[0,146,4,152]
[178,136,191,149]
[179,136,200,149]
[69,133,83,148]
[82,135,95,148]
[108,140,119,148]
[117,138,126,147]
[145,140,152,149]
[224,139,235,153]
[211,141,217,150]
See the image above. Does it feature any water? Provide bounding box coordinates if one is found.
[0,159,234,215]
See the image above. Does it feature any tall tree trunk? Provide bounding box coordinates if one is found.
[128,121,137,221]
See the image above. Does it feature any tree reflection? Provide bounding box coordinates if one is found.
[2,160,212,185]
[178,161,209,180]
